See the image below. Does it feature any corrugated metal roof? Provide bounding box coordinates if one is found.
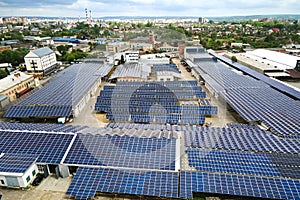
[31,47,53,57]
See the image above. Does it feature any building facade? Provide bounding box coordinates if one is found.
[24,47,57,76]
[0,72,37,102]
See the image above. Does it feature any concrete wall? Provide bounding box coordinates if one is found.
[0,163,38,187]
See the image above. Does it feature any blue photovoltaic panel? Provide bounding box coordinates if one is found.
[66,167,178,200]
[190,51,300,136]
[0,153,37,173]
[0,131,75,164]
[95,81,214,125]
[0,122,88,133]
[64,135,176,170]
[184,126,300,153]
[4,105,72,118]
[4,62,102,118]
[180,171,300,200]
[208,50,300,100]
[186,149,283,178]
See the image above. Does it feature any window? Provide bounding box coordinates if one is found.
[26,176,30,182]
[32,170,36,176]
[0,180,4,184]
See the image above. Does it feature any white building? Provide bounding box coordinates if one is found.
[24,47,57,76]
[140,54,170,65]
[156,71,182,81]
[106,42,130,53]
[124,51,139,63]
[0,153,38,188]
[245,49,300,70]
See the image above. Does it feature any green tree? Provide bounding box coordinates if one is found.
[57,45,69,55]
[0,69,8,79]
[231,56,238,62]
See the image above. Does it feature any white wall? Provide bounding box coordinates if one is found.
[157,75,174,82]
[0,164,38,187]
[25,52,57,72]
[19,164,38,187]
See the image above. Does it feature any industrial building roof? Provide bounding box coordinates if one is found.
[4,62,103,118]
[246,49,300,70]
[25,47,54,58]
[109,63,151,80]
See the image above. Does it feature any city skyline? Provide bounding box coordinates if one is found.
[0,0,299,18]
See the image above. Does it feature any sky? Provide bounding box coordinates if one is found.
[0,0,299,17]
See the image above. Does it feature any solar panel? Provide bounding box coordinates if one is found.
[190,52,300,136]
[0,153,38,173]
[0,122,88,133]
[64,135,176,170]
[180,171,300,199]
[95,81,214,125]
[4,105,72,118]
[67,167,179,199]
[209,50,300,100]
[185,148,300,178]
[0,131,75,164]
[184,126,300,153]
[4,62,101,118]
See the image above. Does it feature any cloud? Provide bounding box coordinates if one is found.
[0,0,299,17]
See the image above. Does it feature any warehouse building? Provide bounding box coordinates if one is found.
[4,61,113,121]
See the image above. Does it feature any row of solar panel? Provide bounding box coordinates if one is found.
[63,135,176,170]
[192,53,300,137]
[0,130,177,170]
[66,167,179,200]
[66,167,300,200]
[96,105,217,115]
[180,171,300,199]
[186,148,300,179]
[208,50,300,100]
[184,127,300,153]
[4,105,73,118]
[106,113,206,125]
[116,80,198,87]
[0,122,88,133]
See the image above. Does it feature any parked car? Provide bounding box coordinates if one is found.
[32,174,44,186]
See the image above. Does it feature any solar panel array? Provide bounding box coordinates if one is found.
[208,49,300,100]
[0,122,88,133]
[63,135,176,170]
[189,52,300,136]
[152,64,180,74]
[4,105,72,118]
[182,125,300,199]
[4,62,102,118]
[79,126,178,139]
[0,131,75,164]
[95,81,217,125]
[66,167,179,200]
[186,149,300,179]
[184,126,300,153]
[0,153,37,173]
[109,62,151,80]
[180,171,300,199]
